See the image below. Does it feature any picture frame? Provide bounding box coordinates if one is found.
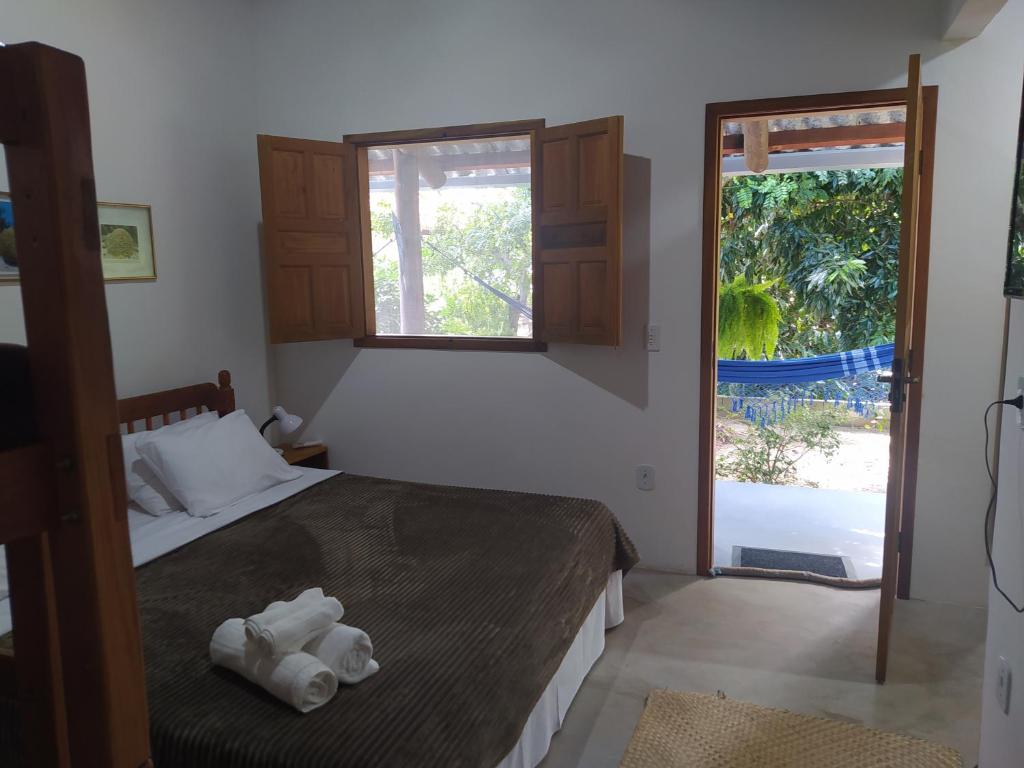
[0,194,157,283]
[0,193,16,282]
[98,202,157,282]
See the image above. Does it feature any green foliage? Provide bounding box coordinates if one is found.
[717,406,842,485]
[103,227,137,259]
[720,169,903,357]
[0,228,16,267]
[1007,157,1024,294]
[718,275,781,359]
[370,186,532,336]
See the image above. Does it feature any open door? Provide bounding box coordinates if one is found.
[876,54,925,684]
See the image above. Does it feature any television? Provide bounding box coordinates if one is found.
[1004,77,1024,297]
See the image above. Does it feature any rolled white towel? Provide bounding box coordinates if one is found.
[244,588,330,641]
[210,618,338,713]
[244,589,344,656]
[304,623,380,685]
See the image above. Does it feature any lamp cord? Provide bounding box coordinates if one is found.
[983,397,1024,614]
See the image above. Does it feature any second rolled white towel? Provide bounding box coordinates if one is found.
[304,623,380,684]
[244,589,344,657]
[210,618,338,713]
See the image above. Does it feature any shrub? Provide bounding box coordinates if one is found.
[0,228,16,267]
[716,406,842,485]
[103,227,136,259]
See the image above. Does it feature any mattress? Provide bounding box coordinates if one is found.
[0,467,340,635]
[1,473,637,767]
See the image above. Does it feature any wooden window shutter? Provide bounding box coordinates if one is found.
[257,135,366,343]
[533,116,623,345]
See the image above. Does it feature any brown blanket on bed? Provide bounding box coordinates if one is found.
[130,473,636,767]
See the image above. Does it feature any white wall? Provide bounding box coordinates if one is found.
[0,0,272,419]
[912,0,1024,607]
[253,0,1023,603]
[3,0,1019,606]
[979,302,1024,767]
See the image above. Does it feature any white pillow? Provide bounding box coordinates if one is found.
[135,409,302,518]
[122,411,219,516]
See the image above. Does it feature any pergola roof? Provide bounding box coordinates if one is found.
[367,136,531,190]
[722,106,908,176]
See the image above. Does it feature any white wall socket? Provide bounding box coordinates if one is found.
[636,465,655,491]
[997,656,1013,715]
[646,324,661,352]
[1017,377,1024,429]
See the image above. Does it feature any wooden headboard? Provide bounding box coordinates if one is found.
[117,370,235,434]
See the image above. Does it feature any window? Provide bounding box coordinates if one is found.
[257,116,624,350]
[365,135,534,339]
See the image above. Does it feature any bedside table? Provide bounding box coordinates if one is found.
[279,444,329,470]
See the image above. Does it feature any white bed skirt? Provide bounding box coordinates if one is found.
[495,570,624,768]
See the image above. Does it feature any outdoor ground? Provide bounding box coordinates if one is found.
[716,415,890,493]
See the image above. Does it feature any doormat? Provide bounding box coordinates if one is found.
[736,546,848,577]
[715,546,880,589]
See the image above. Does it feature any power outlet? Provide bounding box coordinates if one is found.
[646,324,661,352]
[1017,377,1024,429]
[636,465,655,491]
[997,656,1013,715]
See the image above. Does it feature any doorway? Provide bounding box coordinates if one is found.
[697,79,938,680]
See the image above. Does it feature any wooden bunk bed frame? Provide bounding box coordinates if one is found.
[0,42,154,767]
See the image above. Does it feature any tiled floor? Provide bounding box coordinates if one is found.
[714,480,887,580]
[540,570,986,767]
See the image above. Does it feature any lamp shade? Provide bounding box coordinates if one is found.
[271,405,303,436]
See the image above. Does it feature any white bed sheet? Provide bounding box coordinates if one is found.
[0,467,339,635]
[497,570,624,768]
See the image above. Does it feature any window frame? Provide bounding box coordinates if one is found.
[346,119,548,352]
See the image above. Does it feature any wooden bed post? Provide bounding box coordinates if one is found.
[0,43,152,766]
[218,369,235,415]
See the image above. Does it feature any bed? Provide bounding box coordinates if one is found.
[1,371,637,768]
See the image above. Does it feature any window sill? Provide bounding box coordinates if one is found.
[354,335,547,352]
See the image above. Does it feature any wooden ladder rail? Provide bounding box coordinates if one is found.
[0,43,153,767]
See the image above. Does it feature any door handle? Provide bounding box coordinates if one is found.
[887,358,906,413]
[877,371,893,384]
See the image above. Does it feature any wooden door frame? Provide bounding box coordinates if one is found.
[696,86,938,599]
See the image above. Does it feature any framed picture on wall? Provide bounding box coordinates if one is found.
[0,193,17,282]
[0,195,157,282]
[98,202,156,281]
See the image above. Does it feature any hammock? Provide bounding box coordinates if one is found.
[717,343,894,427]
[717,343,894,384]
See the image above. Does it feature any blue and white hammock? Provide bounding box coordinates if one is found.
[717,343,893,427]
[718,343,893,384]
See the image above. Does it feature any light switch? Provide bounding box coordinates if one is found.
[997,656,1013,715]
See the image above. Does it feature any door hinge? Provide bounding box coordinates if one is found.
[918,148,925,174]
[897,530,905,553]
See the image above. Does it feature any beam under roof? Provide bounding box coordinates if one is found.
[367,148,531,177]
[721,146,904,177]
[721,123,905,157]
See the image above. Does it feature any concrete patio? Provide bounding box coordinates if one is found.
[713,479,886,580]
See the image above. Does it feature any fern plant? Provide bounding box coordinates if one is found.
[718,275,781,360]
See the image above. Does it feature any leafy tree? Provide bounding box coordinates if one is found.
[1006,157,1024,294]
[720,169,903,357]
[369,200,402,333]
[0,228,16,268]
[717,406,842,485]
[370,186,532,336]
